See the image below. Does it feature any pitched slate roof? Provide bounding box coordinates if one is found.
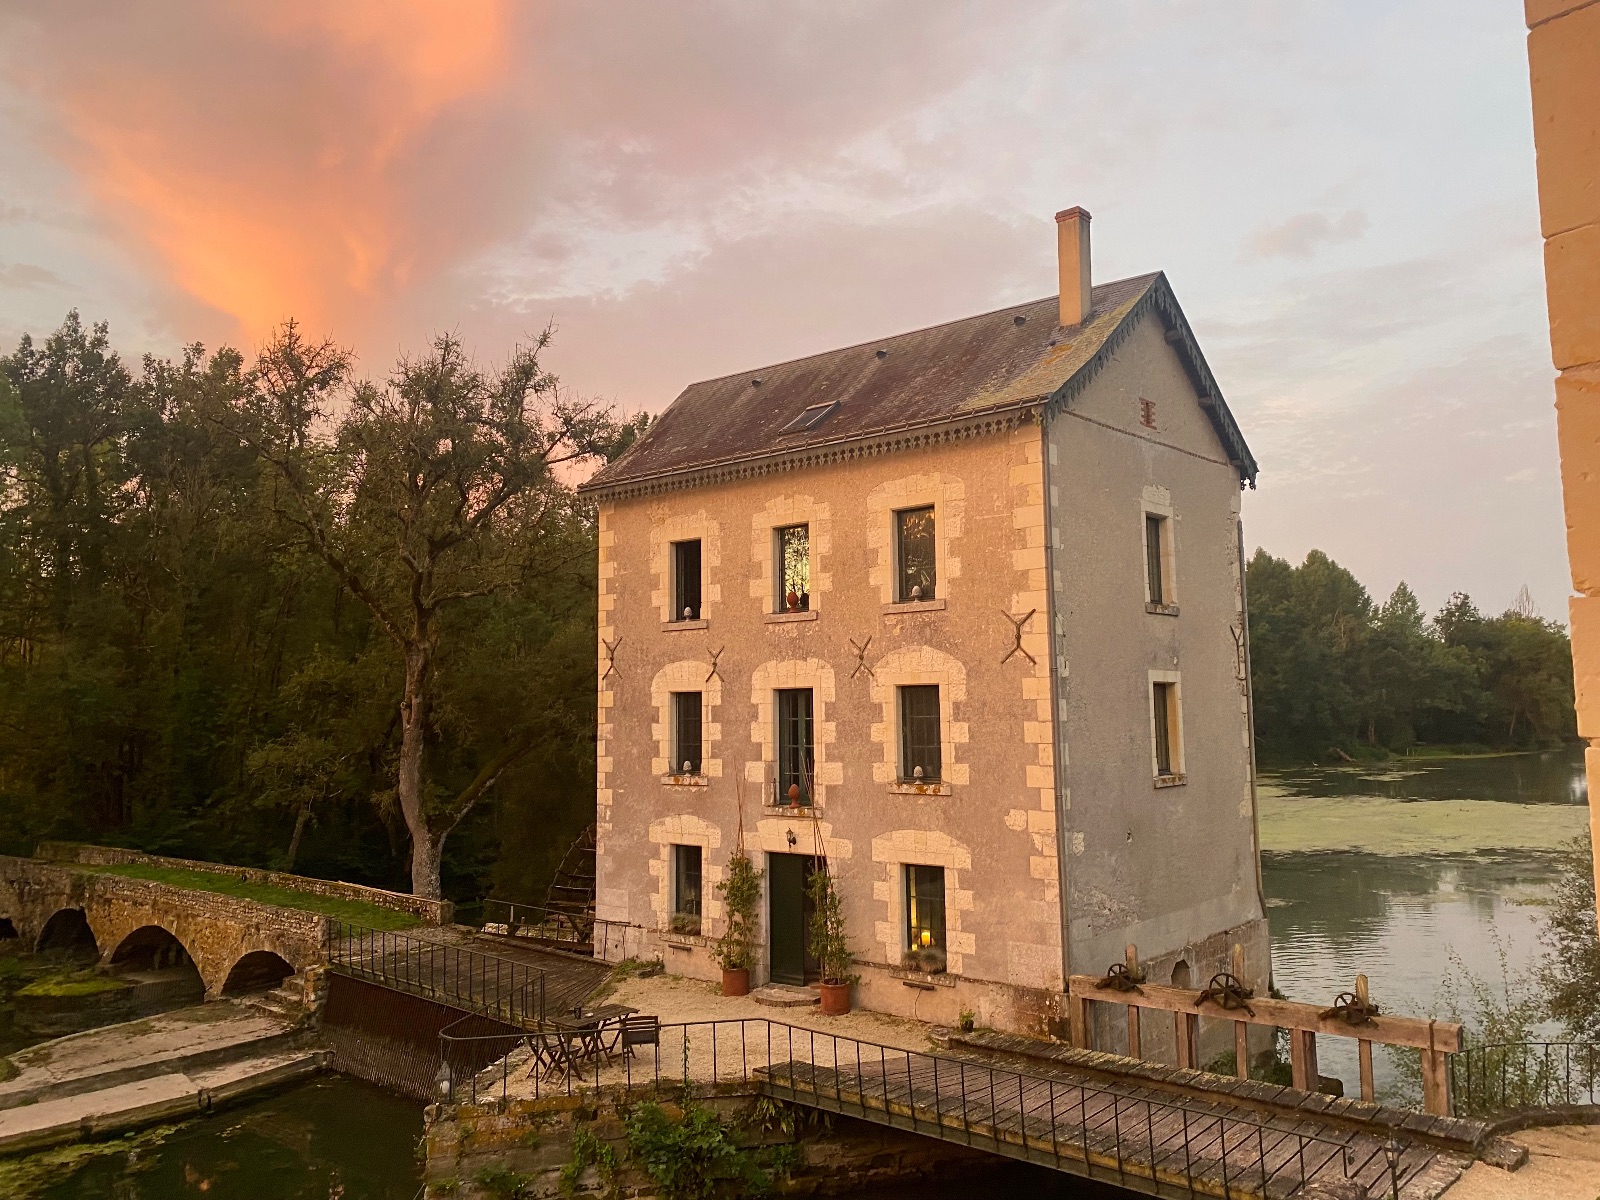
[581,271,1256,498]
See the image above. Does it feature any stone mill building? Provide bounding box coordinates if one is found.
[577,207,1266,1036]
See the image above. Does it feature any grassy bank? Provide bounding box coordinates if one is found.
[84,863,421,931]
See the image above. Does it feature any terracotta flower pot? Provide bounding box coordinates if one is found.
[818,981,851,1015]
[722,968,750,997]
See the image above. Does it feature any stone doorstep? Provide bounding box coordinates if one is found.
[752,984,820,1009]
[0,1049,327,1156]
[945,1029,1495,1157]
[0,1007,306,1112]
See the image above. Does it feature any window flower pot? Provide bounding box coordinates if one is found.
[722,967,750,997]
[819,981,851,1015]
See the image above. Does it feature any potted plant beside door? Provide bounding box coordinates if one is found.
[807,865,855,1015]
[714,850,762,997]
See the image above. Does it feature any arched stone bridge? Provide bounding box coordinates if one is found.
[0,850,430,999]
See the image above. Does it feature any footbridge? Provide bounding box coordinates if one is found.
[0,843,445,999]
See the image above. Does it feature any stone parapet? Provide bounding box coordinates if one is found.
[34,842,450,925]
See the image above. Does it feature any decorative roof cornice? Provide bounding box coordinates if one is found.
[580,403,1041,503]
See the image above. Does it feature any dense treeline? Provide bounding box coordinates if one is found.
[1247,548,1576,761]
[0,312,638,901]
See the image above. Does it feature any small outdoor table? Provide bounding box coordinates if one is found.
[531,1004,638,1078]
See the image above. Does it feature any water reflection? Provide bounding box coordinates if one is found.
[1264,851,1561,1100]
[1267,746,1587,805]
[36,1077,424,1199]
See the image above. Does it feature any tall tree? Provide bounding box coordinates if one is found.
[224,325,635,898]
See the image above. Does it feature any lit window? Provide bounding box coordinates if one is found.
[672,692,702,775]
[898,685,941,782]
[775,525,810,612]
[905,865,946,972]
[895,506,936,602]
[672,540,702,621]
[671,845,702,934]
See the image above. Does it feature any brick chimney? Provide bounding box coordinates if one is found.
[1056,206,1092,327]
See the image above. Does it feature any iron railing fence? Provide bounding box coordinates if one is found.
[478,899,646,961]
[325,919,546,1029]
[436,1017,1434,1200]
[1451,1042,1600,1117]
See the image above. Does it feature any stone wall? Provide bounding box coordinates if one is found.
[423,1084,1012,1199]
[1528,2,1600,912]
[34,841,451,924]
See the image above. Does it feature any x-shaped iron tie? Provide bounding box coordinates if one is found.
[849,636,875,680]
[601,635,622,682]
[1000,609,1037,665]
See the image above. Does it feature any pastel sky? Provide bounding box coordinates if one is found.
[0,1,1566,619]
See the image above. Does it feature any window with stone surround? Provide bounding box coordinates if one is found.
[774,524,810,612]
[671,844,702,934]
[775,688,814,806]
[671,692,702,775]
[894,506,936,601]
[904,864,946,972]
[671,539,702,621]
[898,685,941,782]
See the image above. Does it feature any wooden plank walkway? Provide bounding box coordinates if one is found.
[755,1044,1474,1199]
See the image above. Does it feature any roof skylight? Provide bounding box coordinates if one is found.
[780,400,840,435]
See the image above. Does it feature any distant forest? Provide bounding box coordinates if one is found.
[1247,549,1577,762]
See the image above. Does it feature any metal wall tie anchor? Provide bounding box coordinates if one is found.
[1000,609,1037,665]
[849,636,875,680]
[705,645,724,684]
[1196,972,1255,1016]
[601,636,622,681]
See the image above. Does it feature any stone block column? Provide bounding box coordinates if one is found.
[1528,1,1600,904]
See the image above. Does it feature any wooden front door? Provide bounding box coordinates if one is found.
[767,853,819,985]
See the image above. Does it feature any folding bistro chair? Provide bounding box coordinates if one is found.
[620,1014,660,1060]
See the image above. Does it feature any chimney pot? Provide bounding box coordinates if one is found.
[1055,207,1093,328]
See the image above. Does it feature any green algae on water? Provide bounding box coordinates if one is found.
[16,975,129,999]
[1258,789,1588,855]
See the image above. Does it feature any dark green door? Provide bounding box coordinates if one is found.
[767,853,819,985]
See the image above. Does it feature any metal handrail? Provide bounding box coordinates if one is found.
[324,919,547,1028]
[1451,1041,1600,1117]
[436,1016,1420,1198]
[477,900,646,961]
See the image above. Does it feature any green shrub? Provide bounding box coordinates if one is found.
[623,1101,769,1200]
[713,852,762,972]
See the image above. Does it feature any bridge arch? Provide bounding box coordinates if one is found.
[221,949,295,996]
[36,907,98,958]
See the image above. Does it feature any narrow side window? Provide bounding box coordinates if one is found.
[1152,681,1182,778]
[898,685,942,782]
[671,691,702,775]
[775,524,810,612]
[1145,513,1166,606]
[672,539,702,621]
[895,506,936,601]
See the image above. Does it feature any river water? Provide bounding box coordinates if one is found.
[10,749,1586,1195]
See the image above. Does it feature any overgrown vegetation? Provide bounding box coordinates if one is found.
[0,313,642,903]
[622,1101,772,1200]
[1248,549,1575,761]
[559,1126,618,1196]
[86,863,421,930]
